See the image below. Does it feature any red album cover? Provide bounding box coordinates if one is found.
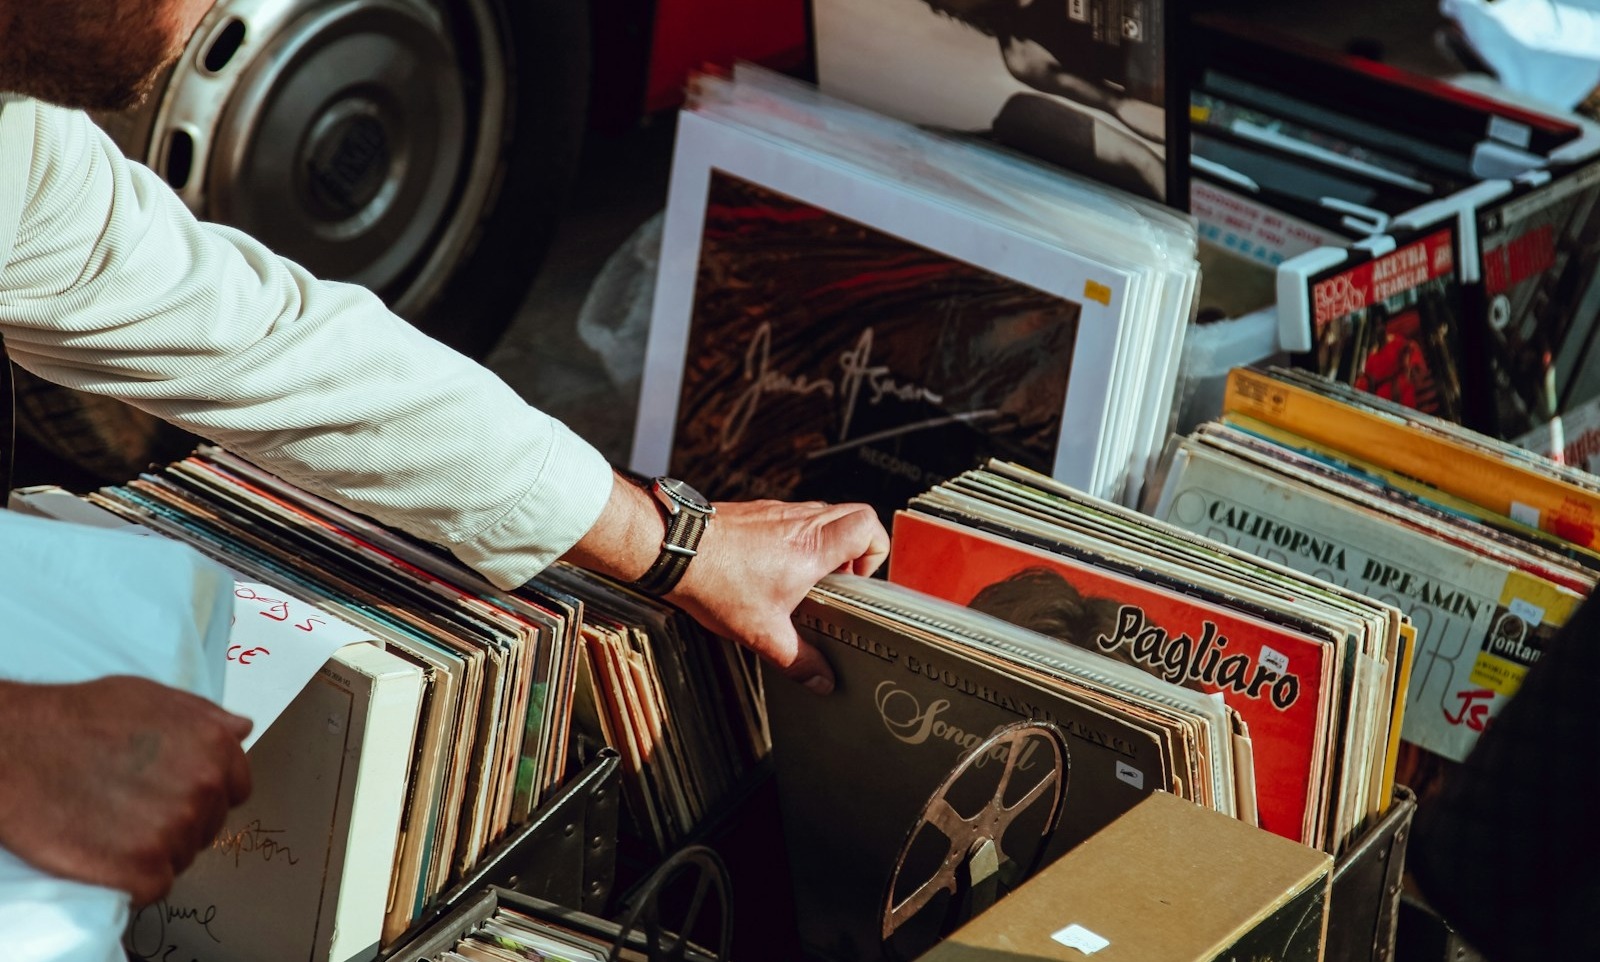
[1304,227,1467,424]
[889,510,1336,844]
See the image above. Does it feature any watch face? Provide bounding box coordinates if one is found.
[657,477,715,514]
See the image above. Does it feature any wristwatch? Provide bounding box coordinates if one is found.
[631,477,715,596]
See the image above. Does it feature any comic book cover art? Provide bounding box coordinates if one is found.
[666,170,1081,523]
[888,510,1334,846]
[1300,227,1467,423]
[1477,159,1600,439]
[813,0,1177,204]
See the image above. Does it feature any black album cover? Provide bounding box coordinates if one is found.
[765,582,1161,962]
[1474,159,1600,439]
[812,0,1180,204]
[665,170,1081,526]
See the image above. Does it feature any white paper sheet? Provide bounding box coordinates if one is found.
[223,582,377,750]
[1444,0,1600,110]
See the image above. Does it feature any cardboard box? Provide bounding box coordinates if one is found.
[916,791,1333,962]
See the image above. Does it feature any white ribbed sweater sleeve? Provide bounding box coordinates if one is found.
[0,97,616,590]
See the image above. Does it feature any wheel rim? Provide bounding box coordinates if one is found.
[145,0,510,318]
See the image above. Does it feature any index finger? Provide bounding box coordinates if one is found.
[824,504,890,577]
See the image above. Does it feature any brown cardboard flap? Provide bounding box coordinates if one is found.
[918,792,1333,962]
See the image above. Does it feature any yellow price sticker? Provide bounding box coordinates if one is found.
[1084,281,1113,306]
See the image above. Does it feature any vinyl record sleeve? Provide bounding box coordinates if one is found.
[812,0,1183,205]
[766,578,1166,962]
[1153,440,1584,762]
[632,110,1132,514]
[1473,158,1600,438]
[889,510,1335,845]
[1292,225,1469,424]
[1222,366,1600,547]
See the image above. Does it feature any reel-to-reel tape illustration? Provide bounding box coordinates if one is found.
[879,720,1071,960]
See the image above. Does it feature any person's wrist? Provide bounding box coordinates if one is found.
[0,681,38,832]
[629,478,715,597]
[614,475,666,583]
[560,471,667,584]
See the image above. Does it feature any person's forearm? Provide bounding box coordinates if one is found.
[0,100,614,590]
[558,472,662,583]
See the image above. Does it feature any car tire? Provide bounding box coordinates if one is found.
[22,0,591,482]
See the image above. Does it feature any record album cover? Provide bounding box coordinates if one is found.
[658,169,1082,520]
[1300,227,1467,423]
[1476,159,1600,438]
[766,579,1163,962]
[889,511,1334,845]
[812,0,1179,204]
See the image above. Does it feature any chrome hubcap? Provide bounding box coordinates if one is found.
[145,0,501,315]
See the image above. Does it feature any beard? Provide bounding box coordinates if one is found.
[5,2,188,111]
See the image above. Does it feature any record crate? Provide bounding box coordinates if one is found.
[387,844,732,962]
[381,749,624,957]
[1327,786,1416,962]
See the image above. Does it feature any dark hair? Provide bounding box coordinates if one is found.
[968,567,1116,645]
[917,0,1014,38]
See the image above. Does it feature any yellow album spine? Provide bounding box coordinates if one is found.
[1223,368,1600,549]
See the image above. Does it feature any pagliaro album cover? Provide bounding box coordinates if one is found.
[811,0,1184,206]
[889,509,1335,847]
[765,576,1164,962]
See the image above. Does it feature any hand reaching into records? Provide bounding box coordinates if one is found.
[0,677,253,907]
[665,499,890,694]
[562,474,890,695]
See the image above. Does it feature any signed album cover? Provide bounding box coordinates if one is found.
[664,169,1078,517]
[634,109,1133,519]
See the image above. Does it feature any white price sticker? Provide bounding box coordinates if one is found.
[1052,924,1111,955]
[1116,761,1145,790]
[1260,645,1290,675]
[1509,501,1542,527]
[1508,598,1546,626]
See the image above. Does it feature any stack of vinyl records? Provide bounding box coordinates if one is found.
[9,447,766,960]
[758,451,1420,960]
[763,568,1254,962]
[887,459,1413,857]
[1186,15,1600,443]
[1149,366,1600,799]
[629,65,1200,517]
